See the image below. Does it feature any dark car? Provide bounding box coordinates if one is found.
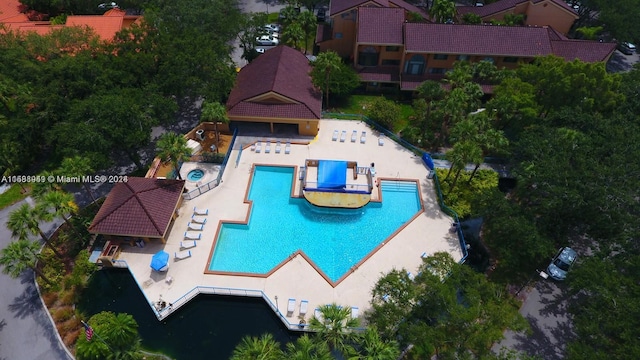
[546,247,577,281]
[617,42,635,55]
[316,9,326,22]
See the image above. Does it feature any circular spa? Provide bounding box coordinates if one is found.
[186,169,205,182]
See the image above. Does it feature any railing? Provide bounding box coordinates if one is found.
[303,181,371,193]
[321,113,468,263]
[182,129,238,201]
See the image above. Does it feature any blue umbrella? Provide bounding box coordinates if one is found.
[150,251,170,271]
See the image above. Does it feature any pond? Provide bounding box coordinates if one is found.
[78,269,299,359]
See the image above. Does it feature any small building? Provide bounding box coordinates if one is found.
[88,177,186,255]
[226,46,322,136]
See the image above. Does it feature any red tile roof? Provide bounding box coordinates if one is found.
[66,15,124,41]
[458,0,576,18]
[405,23,553,57]
[331,0,389,16]
[357,7,405,45]
[390,0,428,17]
[226,46,322,120]
[0,0,23,22]
[89,177,185,238]
[358,66,400,82]
[551,40,616,62]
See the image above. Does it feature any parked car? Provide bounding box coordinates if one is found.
[264,24,280,33]
[255,36,279,46]
[617,42,635,55]
[546,247,577,281]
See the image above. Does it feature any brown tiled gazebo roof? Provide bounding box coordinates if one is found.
[89,177,185,238]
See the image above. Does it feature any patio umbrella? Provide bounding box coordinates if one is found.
[150,251,170,272]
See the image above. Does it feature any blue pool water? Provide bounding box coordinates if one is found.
[187,169,204,181]
[209,166,422,282]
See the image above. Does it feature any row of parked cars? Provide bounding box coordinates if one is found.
[255,24,281,46]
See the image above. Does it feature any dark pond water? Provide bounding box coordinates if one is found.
[77,269,299,360]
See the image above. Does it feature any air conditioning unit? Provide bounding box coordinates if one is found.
[195,129,205,141]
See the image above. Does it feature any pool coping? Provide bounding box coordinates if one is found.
[204,163,424,288]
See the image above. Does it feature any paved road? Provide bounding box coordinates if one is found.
[493,280,575,359]
[0,200,71,360]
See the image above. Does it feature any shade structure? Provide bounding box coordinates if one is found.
[150,251,170,272]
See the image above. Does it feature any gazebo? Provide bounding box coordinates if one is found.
[88,177,186,254]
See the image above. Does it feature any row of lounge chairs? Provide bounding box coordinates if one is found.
[252,141,291,154]
[176,207,210,260]
[331,129,384,145]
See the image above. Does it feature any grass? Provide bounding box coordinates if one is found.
[330,95,415,132]
[0,184,29,210]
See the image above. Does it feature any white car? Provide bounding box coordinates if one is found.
[256,35,279,46]
[256,48,266,54]
[264,24,281,33]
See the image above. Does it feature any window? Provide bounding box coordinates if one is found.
[386,46,400,52]
[404,54,426,75]
[335,32,343,39]
[483,57,495,64]
[433,54,449,60]
[428,68,447,74]
[358,46,379,66]
[456,55,470,61]
[503,56,518,63]
[381,59,400,66]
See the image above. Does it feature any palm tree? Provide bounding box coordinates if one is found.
[0,239,52,284]
[416,80,445,133]
[356,326,400,360]
[200,101,229,154]
[7,203,63,258]
[310,51,342,109]
[31,170,61,200]
[231,333,283,360]
[60,155,97,203]
[309,303,360,357]
[284,334,332,360]
[156,132,192,180]
[298,10,317,54]
[282,22,305,50]
[447,141,483,194]
[430,0,457,23]
[39,190,80,239]
[76,311,143,360]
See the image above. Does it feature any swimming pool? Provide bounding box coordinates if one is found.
[187,169,205,182]
[208,166,422,282]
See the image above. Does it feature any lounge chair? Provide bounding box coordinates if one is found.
[382,294,390,302]
[299,300,308,316]
[407,271,415,281]
[188,222,204,231]
[193,207,208,216]
[255,141,262,153]
[360,131,366,143]
[275,141,281,153]
[265,141,271,153]
[314,308,322,321]
[191,215,207,224]
[287,298,296,316]
[299,166,306,180]
[184,232,201,240]
[174,250,192,260]
[180,240,197,249]
[378,136,385,146]
[340,130,346,142]
[421,252,429,258]
[351,130,357,142]
[351,306,359,319]
[284,142,291,154]
[332,130,339,141]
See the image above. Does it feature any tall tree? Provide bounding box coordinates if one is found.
[75,311,143,360]
[282,22,305,51]
[200,101,229,153]
[429,0,457,23]
[356,326,401,360]
[298,10,317,54]
[309,52,359,109]
[60,156,97,203]
[156,132,192,180]
[231,333,283,360]
[39,190,79,238]
[0,239,52,285]
[309,303,360,357]
[7,203,62,258]
[284,334,332,360]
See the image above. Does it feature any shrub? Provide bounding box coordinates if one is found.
[435,168,499,218]
[365,96,401,130]
[52,306,75,322]
[62,328,80,347]
[59,289,78,306]
[42,291,59,307]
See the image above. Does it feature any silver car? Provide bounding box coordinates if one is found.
[546,247,577,281]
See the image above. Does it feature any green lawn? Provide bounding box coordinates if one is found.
[0,184,29,210]
[330,95,414,132]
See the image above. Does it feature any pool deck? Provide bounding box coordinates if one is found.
[115,119,463,328]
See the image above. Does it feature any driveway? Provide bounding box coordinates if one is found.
[493,280,576,359]
[0,200,71,360]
